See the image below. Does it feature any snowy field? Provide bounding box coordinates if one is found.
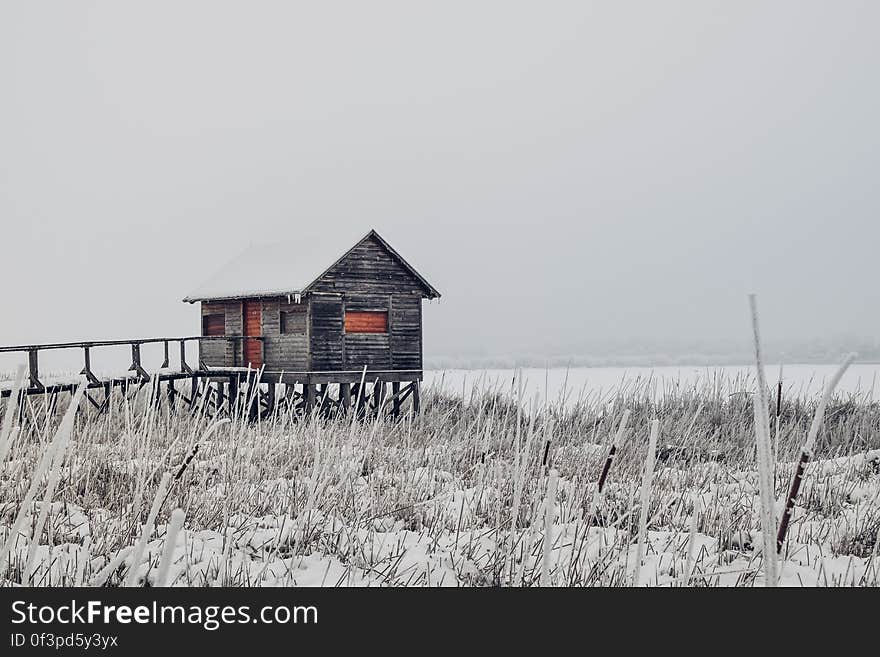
[1,364,879,587]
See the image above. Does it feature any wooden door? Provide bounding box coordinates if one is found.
[243,301,263,369]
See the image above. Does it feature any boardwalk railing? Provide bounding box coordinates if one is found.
[0,336,264,391]
[0,336,422,419]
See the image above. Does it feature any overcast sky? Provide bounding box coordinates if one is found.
[1,1,878,367]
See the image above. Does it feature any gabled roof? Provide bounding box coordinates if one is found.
[183,229,440,303]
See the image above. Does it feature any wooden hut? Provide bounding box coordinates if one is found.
[182,229,440,412]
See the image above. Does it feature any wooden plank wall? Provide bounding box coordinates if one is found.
[262,298,310,371]
[200,301,242,366]
[309,235,425,371]
[310,294,344,370]
[343,294,390,369]
[198,235,427,373]
[390,294,422,370]
[310,235,428,296]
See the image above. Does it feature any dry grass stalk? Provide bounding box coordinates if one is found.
[748,294,778,586]
[633,419,659,586]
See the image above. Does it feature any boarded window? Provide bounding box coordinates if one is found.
[280,308,307,335]
[345,311,388,334]
[202,314,225,336]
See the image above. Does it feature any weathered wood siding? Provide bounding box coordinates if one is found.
[261,298,310,372]
[198,234,429,373]
[200,301,242,367]
[390,294,422,370]
[309,235,429,296]
[341,294,387,369]
[308,235,425,371]
[310,294,344,370]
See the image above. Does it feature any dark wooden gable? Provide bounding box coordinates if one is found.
[306,232,439,298]
[305,233,429,372]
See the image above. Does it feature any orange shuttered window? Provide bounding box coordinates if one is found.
[345,311,388,334]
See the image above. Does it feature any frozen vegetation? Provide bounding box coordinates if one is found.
[1,370,879,587]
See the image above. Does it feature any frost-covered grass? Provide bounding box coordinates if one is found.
[1,372,879,587]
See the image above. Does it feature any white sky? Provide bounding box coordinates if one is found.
[1,1,878,365]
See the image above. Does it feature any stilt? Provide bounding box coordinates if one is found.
[372,381,386,414]
[412,381,421,414]
[304,383,315,416]
[264,381,275,417]
[190,376,199,411]
[391,381,401,419]
[355,383,367,417]
[167,379,176,413]
[228,376,238,417]
[340,382,351,413]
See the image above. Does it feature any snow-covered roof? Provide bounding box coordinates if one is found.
[183,229,440,303]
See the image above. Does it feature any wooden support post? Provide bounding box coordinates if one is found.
[412,381,421,414]
[228,376,238,416]
[391,381,401,419]
[372,381,385,414]
[27,349,42,390]
[315,384,327,415]
[167,379,176,412]
[280,382,293,414]
[355,383,367,417]
[304,384,315,416]
[287,381,303,413]
[161,340,170,369]
[190,376,198,410]
[340,382,351,413]
[265,381,275,417]
[207,382,216,411]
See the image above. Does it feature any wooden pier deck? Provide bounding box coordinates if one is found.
[0,335,422,419]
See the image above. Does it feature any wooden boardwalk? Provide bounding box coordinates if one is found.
[0,335,421,419]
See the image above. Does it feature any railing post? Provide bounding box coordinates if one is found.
[161,340,170,369]
[80,346,100,385]
[129,343,149,381]
[180,340,193,374]
[27,349,42,390]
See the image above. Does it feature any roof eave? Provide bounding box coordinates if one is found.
[182,289,304,304]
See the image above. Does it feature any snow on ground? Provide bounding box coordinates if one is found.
[3,449,878,587]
